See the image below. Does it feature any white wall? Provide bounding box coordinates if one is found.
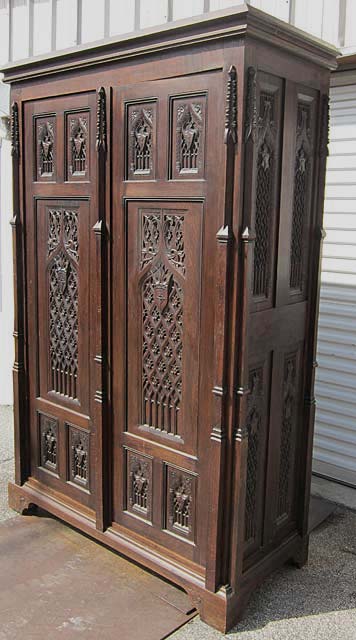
[0,0,355,64]
[0,124,13,405]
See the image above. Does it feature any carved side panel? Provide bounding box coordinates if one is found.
[277,351,299,523]
[66,111,90,181]
[38,412,58,474]
[35,115,56,181]
[68,426,90,490]
[253,91,276,300]
[289,101,313,295]
[166,465,196,541]
[170,95,206,179]
[47,208,79,399]
[126,102,156,179]
[244,357,271,557]
[126,449,153,522]
[140,209,185,436]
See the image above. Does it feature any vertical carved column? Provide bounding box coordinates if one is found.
[297,94,329,555]
[205,66,237,592]
[10,101,30,485]
[93,87,109,531]
[229,67,258,590]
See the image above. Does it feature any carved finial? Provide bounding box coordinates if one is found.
[11,102,19,158]
[245,67,257,143]
[320,94,329,158]
[96,87,107,152]
[224,65,238,145]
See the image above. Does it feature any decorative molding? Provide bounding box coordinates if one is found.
[224,65,238,145]
[96,86,107,152]
[245,67,257,143]
[11,102,19,157]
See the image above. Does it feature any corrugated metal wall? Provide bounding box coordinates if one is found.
[313,72,356,487]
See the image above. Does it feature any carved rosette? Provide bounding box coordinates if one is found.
[126,450,152,521]
[69,426,90,489]
[166,466,195,541]
[39,412,58,473]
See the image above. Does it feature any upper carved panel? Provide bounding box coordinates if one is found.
[36,115,56,181]
[139,208,186,437]
[47,207,79,400]
[290,102,313,293]
[127,102,156,180]
[67,111,90,181]
[171,96,206,180]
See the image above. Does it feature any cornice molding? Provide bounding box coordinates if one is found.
[1,5,337,84]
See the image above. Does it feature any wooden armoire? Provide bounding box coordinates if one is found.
[4,5,336,632]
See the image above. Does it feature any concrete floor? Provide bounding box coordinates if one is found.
[1,405,356,639]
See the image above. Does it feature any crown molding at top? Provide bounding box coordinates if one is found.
[1,4,338,84]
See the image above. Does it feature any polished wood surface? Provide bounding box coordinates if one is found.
[4,5,336,633]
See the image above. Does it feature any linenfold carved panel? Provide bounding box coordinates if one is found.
[36,115,56,180]
[166,465,196,541]
[277,352,298,521]
[68,425,89,490]
[47,207,79,399]
[39,412,58,474]
[127,102,156,179]
[140,209,185,436]
[67,111,90,180]
[290,103,312,293]
[171,96,206,179]
[126,449,153,521]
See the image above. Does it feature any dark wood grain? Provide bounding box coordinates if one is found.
[4,6,335,633]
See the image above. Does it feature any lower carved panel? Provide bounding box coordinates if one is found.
[68,425,90,490]
[39,412,58,474]
[126,449,153,522]
[166,465,196,542]
[277,351,299,522]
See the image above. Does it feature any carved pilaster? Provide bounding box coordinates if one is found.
[245,67,257,143]
[11,102,19,157]
[96,87,107,152]
[320,94,329,158]
[224,65,238,145]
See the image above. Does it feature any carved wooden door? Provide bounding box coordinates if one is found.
[24,92,98,510]
[112,72,225,564]
[243,71,319,567]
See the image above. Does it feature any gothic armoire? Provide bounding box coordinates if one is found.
[3,5,336,632]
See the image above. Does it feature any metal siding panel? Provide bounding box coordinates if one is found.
[314,82,356,487]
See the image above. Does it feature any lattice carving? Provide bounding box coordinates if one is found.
[37,118,55,177]
[69,114,88,176]
[253,92,276,298]
[140,209,185,274]
[245,366,263,544]
[290,104,312,291]
[167,467,195,540]
[127,450,152,520]
[130,107,154,176]
[47,208,79,399]
[39,412,58,473]
[69,427,89,489]
[277,353,297,519]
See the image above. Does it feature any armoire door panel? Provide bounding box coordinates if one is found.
[249,72,284,313]
[126,200,202,454]
[36,199,90,413]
